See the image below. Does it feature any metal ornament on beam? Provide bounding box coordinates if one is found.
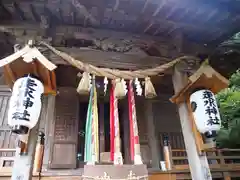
[170,64,229,153]
[0,40,57,95]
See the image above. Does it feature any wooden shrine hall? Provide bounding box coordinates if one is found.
[0,0,240,180]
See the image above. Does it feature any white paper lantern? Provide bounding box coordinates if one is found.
[8,74,44,134]
[190,89,221,138]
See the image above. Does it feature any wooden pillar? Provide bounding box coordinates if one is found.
[11,123,39,180]
[145,100,160,169]
[42,95,56,170]
[172,67,212,180]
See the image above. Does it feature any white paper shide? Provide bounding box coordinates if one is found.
[8,75,44,134]
[190,89,221,139]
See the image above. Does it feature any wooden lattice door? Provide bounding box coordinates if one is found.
[49,87,79,169]
[0,86,17,167]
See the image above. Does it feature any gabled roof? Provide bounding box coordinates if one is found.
[170,65,229,104]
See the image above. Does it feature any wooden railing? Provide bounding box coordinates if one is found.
[161,148,240,179]
[171,149,240,170]
[0,148,15,175]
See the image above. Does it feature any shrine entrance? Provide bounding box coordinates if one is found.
[53,65,127,168]
[77,101,126,166]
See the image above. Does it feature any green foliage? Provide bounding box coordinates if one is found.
[216,70,240,148]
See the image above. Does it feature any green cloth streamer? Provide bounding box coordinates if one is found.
[84,85,94,162]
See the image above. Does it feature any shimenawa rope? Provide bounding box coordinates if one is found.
[40,41,200,80]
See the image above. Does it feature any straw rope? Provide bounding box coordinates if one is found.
[40,41,200,79]
[82,175,148,180]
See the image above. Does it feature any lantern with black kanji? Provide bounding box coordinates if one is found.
[190,89,221,139]
[8,74,44,134]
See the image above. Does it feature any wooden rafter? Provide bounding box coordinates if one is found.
[204,8,218,22]
[153,27,161,36]
[57,8,63,23]
[155,0,238,18]
[113,0,120,11]
[3,3,16,19]
[165,5,177,19]
[141,0,150,13]
[143,22,154,33]
[0,2,11,18]
[70,9,76,24]
[13,2,25,21]
[152,0,166,17]
[29,4,39,22]
[71,0,99,26]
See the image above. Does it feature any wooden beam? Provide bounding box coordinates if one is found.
[46,46,171,70]
[172,67,212,180]
[0,21,221,42]
[40,14,50,37]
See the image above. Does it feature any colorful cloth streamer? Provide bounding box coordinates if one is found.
[128,80,143,164]
[84,77,99,163]
[110,85,115,161]
[110,83,123,164]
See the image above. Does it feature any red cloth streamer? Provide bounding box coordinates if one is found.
[128,81,135,161]
[110,85,115,161]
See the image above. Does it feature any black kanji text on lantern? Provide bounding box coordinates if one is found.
[202,90,220,126]
[12,110,30,121]
[24,78,37,99]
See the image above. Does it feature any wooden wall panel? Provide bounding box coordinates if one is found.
[0,88,16,167]
[136,98,152,167]
[152,95,185,161]
[152,96,181,133]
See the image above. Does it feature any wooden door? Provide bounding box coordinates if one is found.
[49,87,79,169]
